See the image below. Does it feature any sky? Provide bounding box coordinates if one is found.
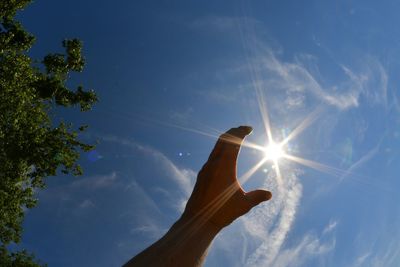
[15,0,400,266]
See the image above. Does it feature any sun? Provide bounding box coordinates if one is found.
[264,142,284,161]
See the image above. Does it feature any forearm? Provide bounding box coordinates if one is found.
[123,215,221,267]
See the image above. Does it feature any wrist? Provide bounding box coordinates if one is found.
[174,217,221,239]
[178,211,223,235]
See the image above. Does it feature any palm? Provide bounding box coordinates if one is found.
[183,126,272,228]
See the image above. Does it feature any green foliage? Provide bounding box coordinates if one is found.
[0,247,46,267]
[0,0,98,264]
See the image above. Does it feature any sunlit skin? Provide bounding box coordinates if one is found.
[183,126,272,228]
[123,126,272,267]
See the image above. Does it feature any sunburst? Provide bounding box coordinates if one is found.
[263,141,285,161]
[250,99,322,187]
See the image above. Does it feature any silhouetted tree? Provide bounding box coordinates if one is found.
[0,0,97,265]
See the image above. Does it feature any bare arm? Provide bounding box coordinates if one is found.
[123,126,272,267]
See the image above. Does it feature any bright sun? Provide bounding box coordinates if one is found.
[264,142,284,161]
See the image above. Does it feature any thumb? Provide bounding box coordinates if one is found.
[246,189,272,209]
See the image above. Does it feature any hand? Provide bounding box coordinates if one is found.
[182,126,272,229]
[124,126,272,267]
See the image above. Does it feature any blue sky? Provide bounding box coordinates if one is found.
[16,0,400,266]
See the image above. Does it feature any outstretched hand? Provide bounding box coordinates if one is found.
[182,126,272,229]
[124,126,272,267]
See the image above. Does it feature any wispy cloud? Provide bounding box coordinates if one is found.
[97,135,198,254]
[246,47,389,113]
[130,221,167,239]
[240,219,337,267]
[192,18,389,114]
[352,252,370,267]
[271,230,336,267]
[71,171,118,189]
[124,178,163,215]
[369,243,400,267]
[340,139,381,181]
[322,219,338,235]
[263,52,363,110]
[351,241,400,267]
[134,144,196,199]
[350,222,400,267]
[101,135,196,208]
[37,171,118,211]
[243,170,303,266]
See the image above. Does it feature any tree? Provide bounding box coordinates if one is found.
[0,247,47,267]
[0,0,97,264]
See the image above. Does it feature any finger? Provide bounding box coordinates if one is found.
[245,189,272,209]
[219,126,253,169]
[207,126,253,163]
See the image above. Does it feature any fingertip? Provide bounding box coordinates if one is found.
[238,125,253,135]
[210,126,253,164]
[246,189,272,207]
[226,125,253,138]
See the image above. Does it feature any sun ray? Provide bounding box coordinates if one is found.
[280,106,323,146]
[253,84,274,144]
[238,22,274,145]
[283,154,391,191]
[238,157,269,185]
[217,131,268,152]
[283,154,345,178]
[283,154,378,184]
[273,160,283,186]
[101,107,265,152]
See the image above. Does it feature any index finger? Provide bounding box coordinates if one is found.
[207,126,253,165]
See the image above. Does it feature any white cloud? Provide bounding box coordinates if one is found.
[369,244,400,267]
[352,243,400,267]
[195,27,389,114]
[353,252,370,267]
[350,226,400,267]
[245,219,337,267]
[243,170,303,266]
[272,233,335,267]
[322,219,338,235]
[98,135,198,252]
[101,135,196,205]
[133,143,196,197]
[124,179,163,215]
[38,172,118,211]
[130,221,166,239]
[360,58,388,108]
[253,49,387,112]
[71,171,118,189]
[214,168,336,267]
